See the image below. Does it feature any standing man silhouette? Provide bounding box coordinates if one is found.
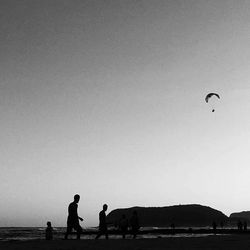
[95,204,109,239]
[64,194,83,240]
[130,210,140,239]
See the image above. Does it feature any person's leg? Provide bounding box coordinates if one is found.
[95,231,102,239]
[134,231,137,239]
[75,225,83,239]
[132,228,137,239]
[64,226,72,239]
[105,229,109,240]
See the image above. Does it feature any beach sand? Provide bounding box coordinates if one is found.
[1,235,250,250]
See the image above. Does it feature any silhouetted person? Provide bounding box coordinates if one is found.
[45,221,53,240]
[244,221,247,231]
[64,194,83,240]
[130,211,140,239]
[170,223,175,235]
[119,214,128,239]
[237,220,243,231]
[212,221,217,234]
[95,204,109,239]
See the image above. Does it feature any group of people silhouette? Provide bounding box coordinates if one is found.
[45,194,249,240]
[237,220,248,231]
[62,194,140,240]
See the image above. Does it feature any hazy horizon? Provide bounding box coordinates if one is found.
[1,0,250,227]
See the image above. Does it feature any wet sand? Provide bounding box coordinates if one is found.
[1,235,250,250]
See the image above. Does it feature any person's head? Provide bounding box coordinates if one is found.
[103,204,108,211]
[74,194,80,203]
[47,221,51,227]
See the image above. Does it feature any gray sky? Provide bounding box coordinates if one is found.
[1,0,250,227]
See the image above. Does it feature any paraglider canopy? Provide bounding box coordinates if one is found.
[205,93,220,112]
[205,93,220,103]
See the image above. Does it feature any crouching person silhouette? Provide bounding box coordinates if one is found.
[45,221,53,240]
[64,194,83,240]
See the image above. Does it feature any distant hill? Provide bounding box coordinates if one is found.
[230,211,250,223]
[107,204,228,227]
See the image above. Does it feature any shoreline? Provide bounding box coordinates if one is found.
[1,235,250,250]
[59,228,250,235]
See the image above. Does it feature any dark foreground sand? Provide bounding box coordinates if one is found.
[1,235,250,250]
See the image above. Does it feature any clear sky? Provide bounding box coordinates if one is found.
[1,0,250,227]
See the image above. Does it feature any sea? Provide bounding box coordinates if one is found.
[0,227,216,242]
